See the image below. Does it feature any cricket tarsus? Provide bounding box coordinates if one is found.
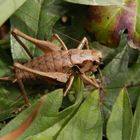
[0,75,15,82]
[16,74,30,105]
[0,28,102,105]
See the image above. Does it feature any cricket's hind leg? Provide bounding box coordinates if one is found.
[0,72,18,84]
[11,30,33,59]
[0,75,15,81]
[11,28,65,54]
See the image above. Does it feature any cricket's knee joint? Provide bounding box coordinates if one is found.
[12,28,20,35]
[54,33,60,38]
[84,37,88,44]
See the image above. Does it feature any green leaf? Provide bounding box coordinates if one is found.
[0,39,10,49]
[24,77,84,140]
[0,77,84,140]
[125,62,140,106]
[25,91,83,140]
[0,83,23,122]
[130,95,140,140]
[101,44,130,107]
[0,48,12,77]
[64,0,123,6]
[95,45,130,127]
[103,46,129,88]
[107,88,133,140]
[10,0,66,61]
[56,90,102,140]
[0,48,23,123]
[121,50,140,107]
[26,118,69,140]
[0,0,27,26]
[126,58,140,85]
[101,40,140,121]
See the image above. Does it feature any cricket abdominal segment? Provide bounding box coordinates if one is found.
[14,49,101,83]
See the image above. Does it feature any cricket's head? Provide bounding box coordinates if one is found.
[70,49,102,73]
[90,49,102,72]
[91,49,102,64]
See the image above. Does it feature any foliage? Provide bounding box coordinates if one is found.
[86,0,140,48]
[0,0,27,26]
[64,0,123,6]
[0,0,140,139]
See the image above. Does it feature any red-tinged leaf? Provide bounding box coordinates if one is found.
[0,103,42,140]
[0,90,63,140]
[0,100,43,140]
[85,0,140,48]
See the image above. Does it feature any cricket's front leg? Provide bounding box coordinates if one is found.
[63,75,74,96]
[80,73,100,89]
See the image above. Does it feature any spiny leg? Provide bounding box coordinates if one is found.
[63,75,74,96]
[12,28,61,53]
[14,62,71,96]
[11,31,33,59]
[50,33,68,50]
[79,61,93,73]
[14,63,69,83]
[15,73,30,105]
[0,76,13,81]
[0,73,17,83]
[77,37,89,50]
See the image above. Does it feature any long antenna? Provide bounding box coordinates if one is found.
[52,28,81,44]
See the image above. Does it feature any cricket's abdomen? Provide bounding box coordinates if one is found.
[15,50,72,82]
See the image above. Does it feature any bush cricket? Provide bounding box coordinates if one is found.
[0,28,102,105]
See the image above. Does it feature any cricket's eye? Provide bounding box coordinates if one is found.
[99,57,102,62]
[93,61,98,65]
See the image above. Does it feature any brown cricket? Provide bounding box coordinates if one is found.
[0,28,102,105]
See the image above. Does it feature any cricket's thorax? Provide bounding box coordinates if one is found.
[69,49,101,65]
[15,50,71,81]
